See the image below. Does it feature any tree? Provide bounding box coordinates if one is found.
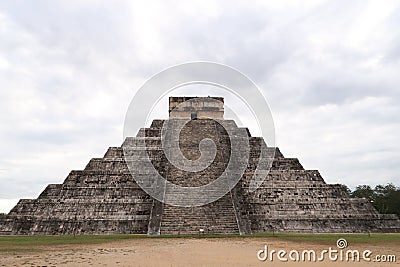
[351,185,374,201]
[338,184,351,195]
[373,183,400,215]
[350,183,400,216]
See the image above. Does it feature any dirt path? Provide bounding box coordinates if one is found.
[1,238,399,266]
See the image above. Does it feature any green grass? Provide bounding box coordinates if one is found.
[152,232,400,244]
[0,248,43,253]
[0,234,145,247]
[0,233,398,253]
[250,232,400,244]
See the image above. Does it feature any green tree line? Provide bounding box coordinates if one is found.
[342,183,400,216]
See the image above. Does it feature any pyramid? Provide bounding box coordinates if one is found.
[0,96,399,235]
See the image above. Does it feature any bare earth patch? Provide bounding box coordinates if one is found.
[0,237,399,266]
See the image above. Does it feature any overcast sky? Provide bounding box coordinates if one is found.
[0,0,399,213]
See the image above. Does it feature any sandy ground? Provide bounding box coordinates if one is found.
[0,238,399,267]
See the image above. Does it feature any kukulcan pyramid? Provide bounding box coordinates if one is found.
[0,96,399,235]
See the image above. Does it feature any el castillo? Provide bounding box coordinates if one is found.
[0,96,399,235]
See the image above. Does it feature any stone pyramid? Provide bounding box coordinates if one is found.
[0,96,399,235]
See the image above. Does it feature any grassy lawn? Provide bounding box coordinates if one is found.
[250,232,400,244]
[0,234,145,249]
[0,234,147,252]
[157,232,400,244]
[0,233,399,252]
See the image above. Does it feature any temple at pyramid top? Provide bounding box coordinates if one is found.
[169,96,224,120]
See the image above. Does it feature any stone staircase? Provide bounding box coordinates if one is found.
[158,119,242,235]
[160,195,239,235]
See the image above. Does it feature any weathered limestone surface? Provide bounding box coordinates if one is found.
[0,146,152,235]
[169,96,224,120]
[0,97,399,235]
